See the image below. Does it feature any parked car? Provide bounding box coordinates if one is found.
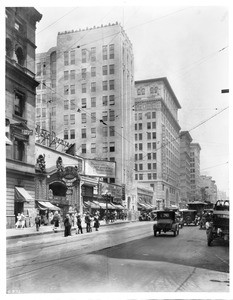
[199,209,213,229]
[181,209,198,226]
[153,210,179,237]
[206,200,229,246]
[139,212,151,221]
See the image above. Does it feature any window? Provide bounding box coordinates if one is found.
[147,112,151,119]
[109,64,114,74]
[135,124,137,130]
[139,164,143,171]
[139,174,143,180]
[139,143,143,150]
[152,132,156,139]
[14,92,25,117]
[103,81,108,91]
[36,108,41,117]
[141,88,145,95]
[102,96,108,106]
[91,128,96,138]
[135,144,138,151]
[15,46,24,65]
[148,163,151,170]
[36,63,41,76]
[103,142,108,153]
[64,51,69,66]
[70,50,75,64]
[109,80,114,90]
[147,143,151,150]
[139,123,142,130]
[82,49,87,63]
[64,115,68,126]
[102,45,107,60]
[70,129,75,139]
[109,110,115,121]
[152,112,156,118]
[110,157,115,162]
[70,70,75,80]
[36,94,41,104]
[81,113,86,123]
[137,88,141,95]
[51,121,55,131]
[147,153,151,160]
[91,67,96,77]
[135,134,137,141]
[82,128,86,138]
[148,173,152,180]
[138,113,142,120]
[64,71,69,80]
[51,79,56,88]
[135,154,138,160]
[91,47,96,62]
[152,142,156,149]
[70,85,75,94]
[110,142,115,152]
[109,44,114,59]
[103,65,108,75]
[139,133,142,140]
[103,127,108,137]
[42,108,46,118]
[82,68,86,80]
[153,173,157,179]
[91,112,96,123]
[51,107,56,116]
[91,82,96,92]
[82,83,86,93]
[147,122,151,129]
[135,164,138,171]
[81,98,86,108]
[147,132,151,139]
[70,114,75,125]
[70,99,75,110]
[43,63,46,75]
[64,85,69,95]
[102,111,108,121]
[109,95,115,105]
[153,163,157,170]
[109,178,115,184]
[64,100,69,110]
[82,144,86,154]
[139,154,143,160]
[135,174,138,180]
[14,138,25,161]
[152,122,156,129]
[109,126,115,136]
[91,143,96,153]
[153,153,156,159]
[42,94,46,104]
[91,97,96,107]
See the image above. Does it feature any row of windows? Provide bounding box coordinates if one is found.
[64,80,115,94]
[135,122,156,130]
[81,95,115,108]
[135,112,156,121]
[135,153,157,160]
[81,142,115,154]
[135,141,157,151]
[136,86,160,96]
[63,45,115,65]
[135,132,156,141]
[81,111,116,123]
[135,173,157,180]
[81,126,115,138]
[135,163,157,171]
[36,107,56,118]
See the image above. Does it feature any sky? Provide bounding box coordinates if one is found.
[3,0,230,196]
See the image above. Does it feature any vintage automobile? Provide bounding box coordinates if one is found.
[181,209,198,226]
[139,212,151,221]
[153,210,179,237]
[176,211,184,228]
[206,200,229,246]
[199,209,213,229]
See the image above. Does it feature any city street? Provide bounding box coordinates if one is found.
[6,221,229,293]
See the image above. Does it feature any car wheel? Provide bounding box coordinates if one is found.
[154,230,157,237]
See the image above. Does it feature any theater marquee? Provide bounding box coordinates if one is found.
[85,159,116,177]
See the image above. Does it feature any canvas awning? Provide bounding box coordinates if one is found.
[84,201,100,209]
[113,204,125,209]
[15,187,33,203]
[37,201,61,211]
[5,136,13,145]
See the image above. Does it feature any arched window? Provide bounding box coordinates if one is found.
[141,88,145,95]
[150,87,154,94]
[15,46,24,66]
[137,88,141,95]
[6,38,13,58]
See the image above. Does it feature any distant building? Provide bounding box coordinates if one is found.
[134,77,181,209]
[5,7,42,228]
[190,143,201,201]
[217,190,228,200]
[179,131,193,208]
[200,175,217,203]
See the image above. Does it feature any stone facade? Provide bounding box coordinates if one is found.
[190,143,201,201]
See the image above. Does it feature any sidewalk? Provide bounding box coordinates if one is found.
[6,219,131,240]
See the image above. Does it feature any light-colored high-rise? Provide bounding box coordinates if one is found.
[190,143,201,201]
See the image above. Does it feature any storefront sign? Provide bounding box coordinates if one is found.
[100,183,122,198]
[85,159,115,177]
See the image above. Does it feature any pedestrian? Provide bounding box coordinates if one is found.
[64,214,71,237]
[15,213,22,229]
[20,213,26,229]
[35,213,41,231]
[76,214,83,234]
[94,214,100,231]
[52,211,60,233]
[85,212,91,233]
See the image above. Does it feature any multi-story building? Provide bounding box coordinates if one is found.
[200,175,217,204]
[134,77,181,209]
[190,143,201,201]
[179,131,192,208]
[35,23,136,210]
[5,7,42,228]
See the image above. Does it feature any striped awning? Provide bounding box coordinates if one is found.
[37,201,61,211]
[15,187,33,203]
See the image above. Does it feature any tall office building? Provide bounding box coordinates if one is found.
[35,23,135,203]
[5,7,42,228]
[134,77,181,209]
[179,131,192,207]
[190,143,201,201]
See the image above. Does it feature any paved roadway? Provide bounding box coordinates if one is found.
[6,222,229,293]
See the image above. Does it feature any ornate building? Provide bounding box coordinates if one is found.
[5,7,42,228]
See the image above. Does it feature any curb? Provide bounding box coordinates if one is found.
[6,220,132,240]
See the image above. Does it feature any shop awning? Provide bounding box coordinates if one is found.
[15,187,33,203]
[84,201,100,209]
[5,136,13,145]
[37,200,61,211]
[113,204,125,209]
[93,201,106,209]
